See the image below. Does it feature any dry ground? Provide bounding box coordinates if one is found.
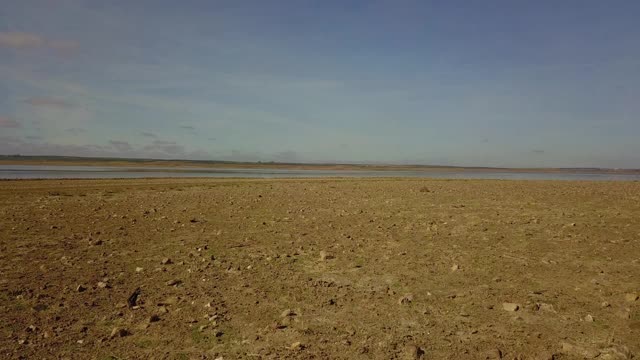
[0,178,639,359]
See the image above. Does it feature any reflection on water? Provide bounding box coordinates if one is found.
[1,165,639,181]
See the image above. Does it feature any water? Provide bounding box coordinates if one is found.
[1,165,639,181]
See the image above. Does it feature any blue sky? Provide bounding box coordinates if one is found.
[1,0,640,167]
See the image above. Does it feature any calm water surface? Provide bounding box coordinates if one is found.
[1,165,639,181]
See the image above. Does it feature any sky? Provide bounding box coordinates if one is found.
[1,0,640,168]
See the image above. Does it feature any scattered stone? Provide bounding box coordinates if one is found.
[537,303,556,313]
[601,301,611,308]
[560,341,600,359]
[127,287,141,308]
[398,294,414,305]
[584,314,594,322]
[166,279,182,286]
[624,293,639,302]
[135,267,144,273]
[161,258,173,265]
[97,281,108,289]
[289,341,305,351]
[158,306,168,314]
[149,315,160,323]
[198,325,208,331]
[451,264,459,272]
[502,303,520,312]
[76,285,87,292]
[90,239,103,246]
[404,344,425,359]
[26,325,38,333]
[319,251,334,261]
[110,328,131,338]
[486,348,502,359]
[214,330,224,337]
[281,309,296,317]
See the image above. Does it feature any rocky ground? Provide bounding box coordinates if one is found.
[0,178,639,359]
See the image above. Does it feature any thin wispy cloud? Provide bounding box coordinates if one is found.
[0,32,79,51]
[140,132,158,138]
[0,116,21,128]
[109,140,132,152]
[180,125,195,131]
[24,97,75,109]
[66,128,87,135]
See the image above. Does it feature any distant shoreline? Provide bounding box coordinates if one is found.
[0,155,638,174]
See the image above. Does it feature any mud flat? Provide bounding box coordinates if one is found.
[1,178,639,359]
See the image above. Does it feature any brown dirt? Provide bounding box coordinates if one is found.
[1,178,639,359]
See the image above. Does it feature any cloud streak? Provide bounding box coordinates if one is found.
[24,97,75,109]
[0,32,79,50]
[66,128,87,135]
[0,116,21,128]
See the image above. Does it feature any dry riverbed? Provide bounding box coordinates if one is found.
[0,178,639,359]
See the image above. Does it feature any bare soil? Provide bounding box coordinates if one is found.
[1,178,639,359]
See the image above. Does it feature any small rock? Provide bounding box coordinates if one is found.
[584,314,594,322]
[97,282,108,289]
[624,293,639,302]
[26,325,38,333]
[166,279,181,286]
[281,309,296,317]
[404,344,425,359]
[561,341,600,359]
[289,341,305,351]
[486,348,502,359]
[161,258,173,265]
[601,301,611,308]
[76,285,87,292]
[451,264,459,272]
[537,303,556,313]
[135,267,144,273]
[502,303,519,312]
[319,251,334,261]
[149,315,160,323]
[398,294,414,305]
[110,328,131,338]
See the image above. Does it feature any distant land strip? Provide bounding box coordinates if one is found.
[0,155,638,174]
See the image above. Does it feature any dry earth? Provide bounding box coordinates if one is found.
[0,178,639,359]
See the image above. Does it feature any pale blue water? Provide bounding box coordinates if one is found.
[1,165,639,181]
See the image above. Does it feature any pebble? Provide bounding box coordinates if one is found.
[97,282,108,289]
[149,315,160,323]
[486,348,502,359]
[161,258,173,265]
[110,328,131,338]
[561,341,600,358]
[166,279,181,286]
[76,285,87,292]
[584,314,594,322]
[404,344,425,359]
[601,301,611,308]
[135,267,144,273]
[398,294,414,305]
[502,303,520,312]
[281,309,296,317]
[624,293,638,302]
[451,264,459,272]
[289,341,305,351]
[319,251,334,261]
